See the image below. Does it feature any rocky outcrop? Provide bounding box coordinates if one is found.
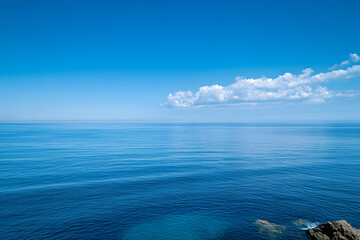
[306,220,360,240]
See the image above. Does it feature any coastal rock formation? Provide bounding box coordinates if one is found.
[254,219,286,236]
[306,220,360,240]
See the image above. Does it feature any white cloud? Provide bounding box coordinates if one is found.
[350,53,360,62]
[340,60,350,66]
[330,53,360,70]
[165,63,360,107]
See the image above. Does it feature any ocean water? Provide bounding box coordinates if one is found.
[1,123,359,240]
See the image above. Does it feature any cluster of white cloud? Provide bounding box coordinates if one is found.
[329,53,360,70]
[165,55,360,107]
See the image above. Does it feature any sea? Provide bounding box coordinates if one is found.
[1,123,359,240]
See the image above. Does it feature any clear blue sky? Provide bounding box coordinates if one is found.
[1,0,360,122]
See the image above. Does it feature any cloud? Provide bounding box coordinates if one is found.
[350,53,360,62]
[330,53,360,70]
[340,60,350,66]
[165,60,360,107]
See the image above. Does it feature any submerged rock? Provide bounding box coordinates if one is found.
[122,214,230,240]
[294,219,311,226]
[293,219,320,230]
[254,219,286,236]
[306,220,360,240]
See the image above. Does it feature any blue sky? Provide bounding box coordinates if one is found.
[1,0,360,122]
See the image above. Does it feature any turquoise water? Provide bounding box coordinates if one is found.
[1,123,359,239]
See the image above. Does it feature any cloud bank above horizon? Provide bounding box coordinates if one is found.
[165,54,360,107]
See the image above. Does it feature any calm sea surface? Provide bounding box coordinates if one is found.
[1,123,359,240]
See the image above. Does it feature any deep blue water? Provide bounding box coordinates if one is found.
[1,123,359,240]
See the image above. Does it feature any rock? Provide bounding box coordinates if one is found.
[294,219,311,226]
[306,220,360,240]
[293,219,320,230]
[254,219,286,236]
[122,214,230,240]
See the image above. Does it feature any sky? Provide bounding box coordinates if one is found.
[1,0,360,123]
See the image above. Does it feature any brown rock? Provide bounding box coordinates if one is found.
[306,220,360,240]
[294,219,311,227]
[254,219,286,236]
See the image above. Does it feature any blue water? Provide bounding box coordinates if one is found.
[1,123,359,240]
